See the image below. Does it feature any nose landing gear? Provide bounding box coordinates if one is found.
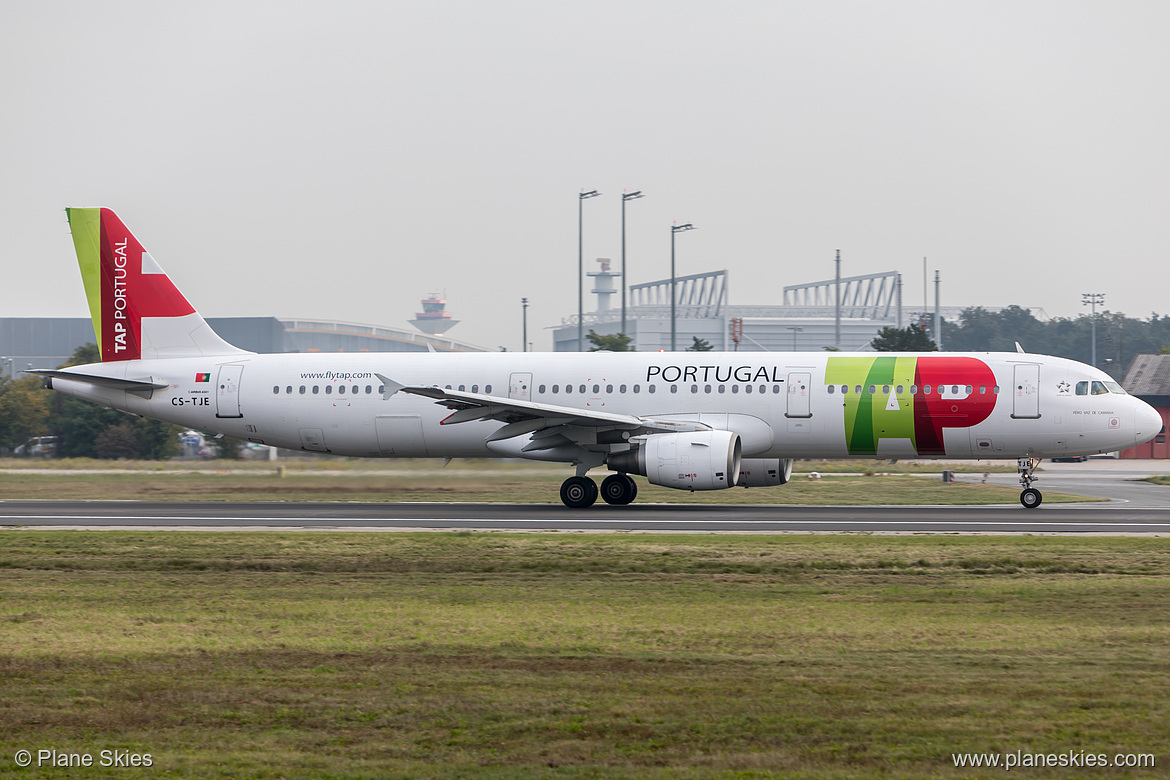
[1018,457,1042,508]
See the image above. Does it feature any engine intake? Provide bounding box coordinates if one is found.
[736,458,793,487]
[608,430,742,491]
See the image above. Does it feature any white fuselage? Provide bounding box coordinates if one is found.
[50,351,1159,462]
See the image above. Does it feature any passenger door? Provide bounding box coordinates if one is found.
[1011,363,1041,419]
[215,364,244,418]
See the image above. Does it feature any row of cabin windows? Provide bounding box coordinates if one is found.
[827,384,999,396]
[274,384,386,395]
[537,383,784,395]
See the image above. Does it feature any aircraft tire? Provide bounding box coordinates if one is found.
[1020,488,1043,509]
[560,476,598,508]
[600,473,638,505]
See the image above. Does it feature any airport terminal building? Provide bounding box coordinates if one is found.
[1,317,489,374]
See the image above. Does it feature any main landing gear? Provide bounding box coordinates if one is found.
[1017,457,1042,509]
[559,474,638,508]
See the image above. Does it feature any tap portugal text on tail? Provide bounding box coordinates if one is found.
[35,208,1161,508]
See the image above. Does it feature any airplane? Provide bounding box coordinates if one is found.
[34,208,1162,509]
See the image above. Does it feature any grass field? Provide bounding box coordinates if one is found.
[1,532,1166,778]
[0,459,1092,505]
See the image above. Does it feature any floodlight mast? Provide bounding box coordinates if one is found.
[670,222,696,352]
[620,190,644,339]
[577,190,600,351]
[1082,292,1105,367]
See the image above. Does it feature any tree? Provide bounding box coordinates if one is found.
[686,336,713,352]
[0,374,51,452]
[585,330,634,352]
[45,343,182,459]
[870,324,937,352]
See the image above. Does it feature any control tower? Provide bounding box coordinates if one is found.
[410,293,460,335]
[587,258,620,312]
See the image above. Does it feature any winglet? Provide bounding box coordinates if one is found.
[375,373,405,400]
[1015,342,1025,354]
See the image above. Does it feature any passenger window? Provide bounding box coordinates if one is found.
[923,385,931,394]
[338,385,346,394]
[1091,381,1109,395]
[773,385,780,394]
[745,385,753,394]
[378,385,385,394]
[593,384,600,394]
[951,385,959,394]
[896,385,903,394]
[286,386,292,394]
[910,385,917,394]
[619,384,626,393]
[868,385,876,395]
[564,384,572,394]
[459,385,466,391]
[670,385,678,394]
[485,385,492,393]
[272,386,279,394]
[979,386,985,394]
[472,385,479,393]
[366,385,372,394]
[732,385,739,394]
[993,386,1000,394]
[718,385,725,394]
[325,386,332,394]
[842,385,850,394]
[299,385,306,394]
[539,384,546,394]
[579,385,585,394]
[606,385,613,393]
[313,386,319,394]
[828,385,836,394]
[965,385,972,394]
[759,385,765,394]
[648,385,655,394]
[691,385,699,394]
[634,385,641,394]
[882,385,890,394]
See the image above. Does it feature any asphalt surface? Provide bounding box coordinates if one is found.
[2,458,1166,534]
[1,499,1168,534]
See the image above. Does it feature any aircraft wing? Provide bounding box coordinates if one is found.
[376,373,710,449]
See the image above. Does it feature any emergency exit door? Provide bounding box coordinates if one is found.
[509,372,532,401]
[786,372,812,418]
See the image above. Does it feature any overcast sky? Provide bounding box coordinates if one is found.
[2,1,1166,351]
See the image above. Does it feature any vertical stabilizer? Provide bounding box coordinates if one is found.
[66,208,249,361]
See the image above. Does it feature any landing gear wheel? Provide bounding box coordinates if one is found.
[600,474,638,505]
[560,476,598,508]
[1020,488,1043,509]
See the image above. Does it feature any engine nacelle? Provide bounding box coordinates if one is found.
[736,458,793,487]
[608,430,742,490]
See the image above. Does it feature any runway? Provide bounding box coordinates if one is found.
[1,499,1168,534]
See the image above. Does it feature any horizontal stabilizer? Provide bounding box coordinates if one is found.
[28,369,170,397]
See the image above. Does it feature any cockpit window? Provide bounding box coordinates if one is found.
[1091,381,1110,395]
[1075,381,1088,395]
[1103,381,1126,394]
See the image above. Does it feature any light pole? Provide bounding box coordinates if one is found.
[578,189,600,351]
[670,222,695,351]
[786,326,803,352]
[621,190,643,339]
[521,297,529,352]
[1083,292,1105,367]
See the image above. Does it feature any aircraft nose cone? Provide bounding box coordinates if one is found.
[1136,401,1163,444]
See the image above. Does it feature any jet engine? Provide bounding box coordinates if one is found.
[736,458,793,487]
[608,430,741,490]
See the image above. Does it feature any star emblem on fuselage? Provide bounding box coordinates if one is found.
[1057,381,1071,394]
